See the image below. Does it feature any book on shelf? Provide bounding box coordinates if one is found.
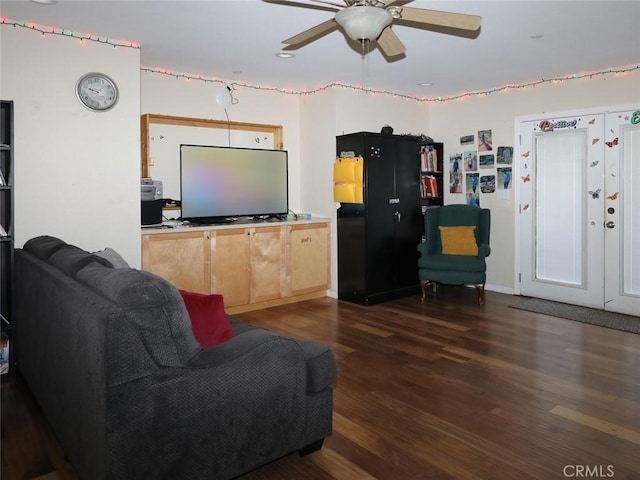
[0,224,7,236]
[0,331,9,375]
[420,145,438,172]
[420,175,439,198]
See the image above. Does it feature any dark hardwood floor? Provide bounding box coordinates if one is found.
[2,288,639,479]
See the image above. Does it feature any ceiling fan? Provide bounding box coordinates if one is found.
[265,0,482,58]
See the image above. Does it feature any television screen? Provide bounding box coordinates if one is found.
[180,144,289,222]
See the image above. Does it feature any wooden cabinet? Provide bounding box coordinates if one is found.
[142,230,211,293]
[211,226,286,308]
[142,220,330,314]
[289,223,330,296]
[211,228,251,307]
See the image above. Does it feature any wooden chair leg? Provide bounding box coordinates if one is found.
[476,284,485,305]
[419,279,428,302]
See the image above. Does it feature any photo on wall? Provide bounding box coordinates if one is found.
[480,175,496,193]
[497,146,513,164]
[466,191,480,207]
[449,153,463,193]
[460,134,474,145]
[464,150,478,171]
[466,172,479,195]
[478,129,493,151]
[479,154,495,169]
[498,167,512,189]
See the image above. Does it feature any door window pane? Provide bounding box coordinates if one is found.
[534,131,586,285]
[622,126,640,295]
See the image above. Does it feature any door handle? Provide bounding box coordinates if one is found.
[605,221,615,229]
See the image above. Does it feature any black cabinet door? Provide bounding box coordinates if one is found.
[364,135,398,295]
[393,137,422,289]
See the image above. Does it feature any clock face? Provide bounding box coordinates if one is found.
[76,73,119,111]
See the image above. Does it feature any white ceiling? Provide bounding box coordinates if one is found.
[2,0,639,98]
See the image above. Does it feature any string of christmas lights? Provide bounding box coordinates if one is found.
[141,65,640,103]
[3,16,636,103]
[1,17,140,49]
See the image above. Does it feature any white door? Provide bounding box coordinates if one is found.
[518,106,640,316]
[603,110,640,315]
[519,114,604,308]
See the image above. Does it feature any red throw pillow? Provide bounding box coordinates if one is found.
[179,290,234,348]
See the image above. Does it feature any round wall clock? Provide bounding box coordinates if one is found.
[75,72,119,112]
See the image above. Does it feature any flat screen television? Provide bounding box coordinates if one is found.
[180,144,289,223]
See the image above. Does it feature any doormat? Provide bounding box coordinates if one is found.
[510,298,640,334]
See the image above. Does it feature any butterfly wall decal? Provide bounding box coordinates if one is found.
[592,138,600,145]
[588,189,601,199]
[522,151,530,158]
[522,174,531,183]
[605,137,619,148]
[607,192,619,200]
[590,160,599,167]
[588,118,596,124]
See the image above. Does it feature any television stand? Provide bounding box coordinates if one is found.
[141,218,331,314]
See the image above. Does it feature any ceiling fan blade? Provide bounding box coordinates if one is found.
[262,0,339,13]
[308,0,346,8]
[283,18,338,45]
[399,7,481,31]
[377,27,406,57]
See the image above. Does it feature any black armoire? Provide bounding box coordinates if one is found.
[337,132,423,305]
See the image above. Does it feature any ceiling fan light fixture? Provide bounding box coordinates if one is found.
[335,6,393,42]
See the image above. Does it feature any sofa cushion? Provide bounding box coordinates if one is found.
[94,247,130,268]
[23,235,69,261]
[76,264,202,367]
[179,290,234,348]
[49,245,113,277]
[418,252,486,272]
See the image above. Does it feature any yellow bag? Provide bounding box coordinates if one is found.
[333,157,364,203]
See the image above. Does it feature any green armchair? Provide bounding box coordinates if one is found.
[417,204,491,304]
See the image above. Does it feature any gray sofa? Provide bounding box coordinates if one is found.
[14,236,337,480]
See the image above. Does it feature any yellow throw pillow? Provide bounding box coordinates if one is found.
[439,226,478,256]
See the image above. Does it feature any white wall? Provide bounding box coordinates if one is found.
[0,26,141,266]
[429,67,640,292]
[300,88,430,295]
[140,72,303,212]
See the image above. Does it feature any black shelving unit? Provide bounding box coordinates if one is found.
[1,100,14,376]
[419,142,444,211]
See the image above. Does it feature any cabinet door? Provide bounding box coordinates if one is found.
[211,228,251,308]
[290,224,330,295]
[142,231,210,293]
[365,135,402,294]
[249,226,287,303]
[393,137,422,289]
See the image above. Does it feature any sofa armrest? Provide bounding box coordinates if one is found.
[109,330,312,479]
[296,340,337,393]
